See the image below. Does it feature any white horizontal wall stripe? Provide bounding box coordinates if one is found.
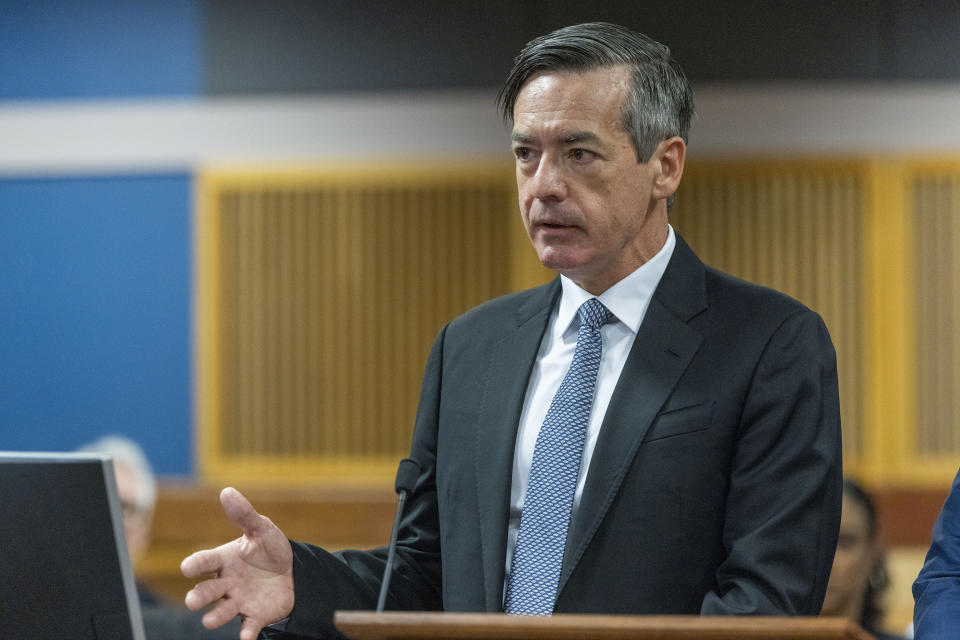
[693,83,960,155]
[0,90,508,175]
[2,84,960,175]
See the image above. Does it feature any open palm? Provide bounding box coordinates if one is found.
[182,488,295,640]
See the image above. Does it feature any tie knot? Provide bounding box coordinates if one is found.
[577,298,610,332]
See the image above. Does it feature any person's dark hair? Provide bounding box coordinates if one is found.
[842,477,889,634]
[497,22,695,164]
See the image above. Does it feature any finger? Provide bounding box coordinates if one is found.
[200,597,240,630]
[220,487,269,535]
[201,600,239,631]
[184,575,230,611]
[181,543,234,579]
[239,617,267,640]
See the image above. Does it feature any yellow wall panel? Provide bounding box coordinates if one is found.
[908,160,960,482]
[196,165,517,485]
[196,158,960,490]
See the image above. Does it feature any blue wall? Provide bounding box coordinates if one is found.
[0,175,194,474]
[0,0,200,475]
[0,0,200,99]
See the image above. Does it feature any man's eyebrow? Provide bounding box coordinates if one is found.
[562,131,601,145]
[510,131,604,145]
[511,132,535,145]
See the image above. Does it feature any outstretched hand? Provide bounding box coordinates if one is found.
[181,487,295,640]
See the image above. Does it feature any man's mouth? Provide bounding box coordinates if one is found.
[535,215,577,228]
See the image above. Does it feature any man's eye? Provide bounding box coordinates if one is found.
[571,149,594,161]
[514,147,532,161]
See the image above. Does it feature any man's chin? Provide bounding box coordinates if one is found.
[535,247,590,273]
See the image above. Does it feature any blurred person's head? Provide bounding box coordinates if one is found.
[77,435,157,561]
[821,478,889,632]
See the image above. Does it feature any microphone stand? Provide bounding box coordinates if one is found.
[376,457,421,612]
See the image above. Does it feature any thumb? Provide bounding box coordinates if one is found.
[219,487,266,535]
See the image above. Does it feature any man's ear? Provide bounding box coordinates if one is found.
[650,136,686,200]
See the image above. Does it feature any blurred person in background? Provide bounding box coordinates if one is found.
[77,435,159,601]
[78,435,240,639]
[821,478,905,640]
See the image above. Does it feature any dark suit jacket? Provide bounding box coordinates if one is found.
[284,234,843,638]
[913,467,960,640]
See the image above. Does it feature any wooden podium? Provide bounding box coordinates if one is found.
[334,612,876,640]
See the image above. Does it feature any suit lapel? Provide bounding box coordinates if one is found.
[474,280,560,611]
[559,235,708,592]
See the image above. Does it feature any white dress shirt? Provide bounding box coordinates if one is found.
[503,225,677,587]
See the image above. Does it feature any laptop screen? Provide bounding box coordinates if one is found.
[0,452,146,639]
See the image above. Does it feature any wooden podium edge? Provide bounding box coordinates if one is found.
[333,611,876,640]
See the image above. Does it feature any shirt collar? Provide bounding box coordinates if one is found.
[556,225,676,336]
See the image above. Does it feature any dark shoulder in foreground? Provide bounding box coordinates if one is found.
[703,264,815,320]
[646,233,824,335]
[445,278,560,334]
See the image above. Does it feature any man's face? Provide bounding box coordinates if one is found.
[512,66,669,294]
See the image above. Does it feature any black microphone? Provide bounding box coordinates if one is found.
[375,457,421,612]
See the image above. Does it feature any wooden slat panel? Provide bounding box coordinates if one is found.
[198,166,515,484]
[196,159,960,488]
[913,170,960,458]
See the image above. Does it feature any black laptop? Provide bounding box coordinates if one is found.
[0,451,146,639]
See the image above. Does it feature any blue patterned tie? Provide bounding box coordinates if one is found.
[504,297,611,615]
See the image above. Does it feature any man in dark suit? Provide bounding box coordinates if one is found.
[182,23,842,640]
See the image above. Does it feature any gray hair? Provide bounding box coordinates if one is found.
[497,22,695,163]
[77,435,157,515]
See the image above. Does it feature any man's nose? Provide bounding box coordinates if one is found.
[526,158,567,202]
